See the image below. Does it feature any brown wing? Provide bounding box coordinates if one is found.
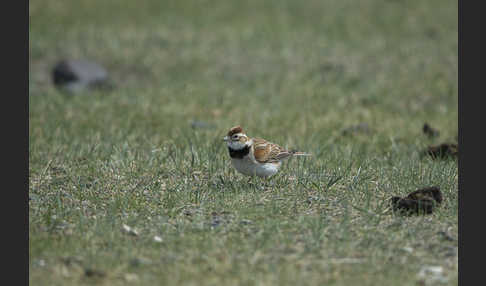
[253,138,271,163]
[253,138,292,163]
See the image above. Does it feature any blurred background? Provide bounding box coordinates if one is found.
[29,0,457,148]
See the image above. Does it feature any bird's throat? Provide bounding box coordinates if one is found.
[228,145,250,159]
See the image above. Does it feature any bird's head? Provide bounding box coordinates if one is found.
[223,126,252,150]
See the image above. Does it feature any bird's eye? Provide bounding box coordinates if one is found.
[232,135,238,140]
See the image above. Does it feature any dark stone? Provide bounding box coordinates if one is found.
[52,59,113,94]
[406,186,443,204]
[391,197,436,215]
[423,143,458,159]
[391,186,443,215]
[84,268,106,278]
[423,123,440,138]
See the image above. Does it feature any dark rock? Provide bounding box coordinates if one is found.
[391,186,443,215]
[84,268,106,278]
[52,59,112,94]
[423,123,440,138]
[423,143,458,159]
[391,196,436,215]
[406,186,443,204]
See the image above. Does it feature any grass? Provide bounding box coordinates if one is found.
[29,0,458,285]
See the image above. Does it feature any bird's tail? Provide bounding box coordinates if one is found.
[291,151,312,156]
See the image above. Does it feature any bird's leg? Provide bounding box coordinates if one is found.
[262,176,274,190]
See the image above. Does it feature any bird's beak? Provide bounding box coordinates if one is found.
[223,136,229,142]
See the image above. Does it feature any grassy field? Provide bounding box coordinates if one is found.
[29,0,458,285]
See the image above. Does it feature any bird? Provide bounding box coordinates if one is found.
[223,126,311,178]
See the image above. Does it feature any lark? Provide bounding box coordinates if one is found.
[223,126,311,178]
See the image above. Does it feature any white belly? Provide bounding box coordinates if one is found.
[231,157,281,178]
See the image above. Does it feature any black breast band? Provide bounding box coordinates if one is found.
[228,145,250,159]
